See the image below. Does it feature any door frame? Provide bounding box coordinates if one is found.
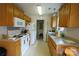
[36,20,44,40]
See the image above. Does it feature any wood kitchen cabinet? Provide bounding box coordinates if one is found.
[59,3,79,27]
[0,3,31,26]
[51,16,57,28]
[0,4,14,26]
[23,14,31,23]
[13,4,24,19]
[13,4,31,23]
[0,39,21,56]
[48,36,57,56]
[6,4,14,26]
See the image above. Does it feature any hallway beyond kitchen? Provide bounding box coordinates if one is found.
[24,40,50,56]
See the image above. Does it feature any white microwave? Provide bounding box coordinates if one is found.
[14,17,25,27]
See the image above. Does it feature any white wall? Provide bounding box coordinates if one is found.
[64,28,79,40]
[30,15,51,41]
[43,15,51,41]
[29,15,37,43]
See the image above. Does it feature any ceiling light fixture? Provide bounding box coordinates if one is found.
[37,6,42,15]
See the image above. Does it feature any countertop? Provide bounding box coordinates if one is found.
[0,38,20,42]
[0,34,30,42]
[48,32,79,46]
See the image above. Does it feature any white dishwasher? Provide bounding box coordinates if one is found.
[20,35,29,56]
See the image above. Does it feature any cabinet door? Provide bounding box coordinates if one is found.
[48,37,53,55]
[65,4,71,27]
[0,4,7,26]
[6,3,14,26]
[14,5,24,19]
[59,8,62,27]
[59,4,71,27]
[51,16,57,28]
[51,17,53,28]
[48,36,57,56]
[59,4,68,27]
[23,14,31,22]
[0,4,14,26]
[53,16,57,27]
[59,6,65,27]
[51,45,57,56]
[14,5,20,18]
[69,3,79,27]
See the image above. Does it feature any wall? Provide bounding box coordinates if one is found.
[64,28,79,40]
[30,15,51,41]
[43,15,50,41]
[29,15,37,44]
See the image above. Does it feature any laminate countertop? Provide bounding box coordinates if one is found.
[0,38,20,42]
[48,32,79,47]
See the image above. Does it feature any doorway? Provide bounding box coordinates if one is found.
[37,20,44,40]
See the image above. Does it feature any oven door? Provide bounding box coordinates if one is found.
[20,35,29,56]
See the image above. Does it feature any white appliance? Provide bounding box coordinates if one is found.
[20,34,29,56]
[26,23,36,45]
[14,17,25,27]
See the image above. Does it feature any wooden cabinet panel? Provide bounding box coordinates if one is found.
[51,16,57,28]
[51,17,53,27]
[0,4,7,26]
[69,4,79,27]
[0,3,31,26]
[0,39,21,56]
[59,3,79,27]
[13,4,24,19]
[6,4,14,26]
[51,45,57,56]
[48,36,57,56]
[23,14,31,22]
[0,4,14,26]
[59,4,69,27]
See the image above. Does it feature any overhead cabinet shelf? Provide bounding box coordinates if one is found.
[0,3,31,26]
[59,3,79,27]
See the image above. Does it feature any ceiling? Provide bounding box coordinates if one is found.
[16,3,62,16]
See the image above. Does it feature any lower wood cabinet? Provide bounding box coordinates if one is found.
[48,36,57,56]
[48,35,79,56]
[0,39,21,56]
[48,36,64,56]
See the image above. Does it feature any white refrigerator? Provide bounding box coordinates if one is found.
[26,23,36,45]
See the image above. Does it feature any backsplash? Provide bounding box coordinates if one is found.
[64,28,79,40]
[8,30,21,36]
[0,26,21,36]
[0,26,7,34]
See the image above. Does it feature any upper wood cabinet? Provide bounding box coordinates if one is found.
[6,4,14,26]
[0,4,13,26]
[0,3,31,26]
[13,4,24,19]
[59,3,79,27]
[51,16,57,28]
[23,14,31,23]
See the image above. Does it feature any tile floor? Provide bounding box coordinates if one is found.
[24,39,50,56]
